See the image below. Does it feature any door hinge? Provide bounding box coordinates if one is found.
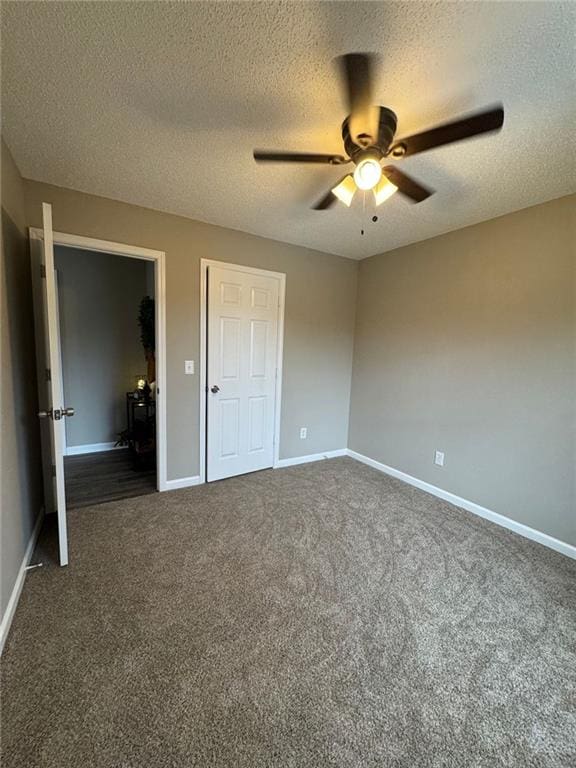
[51,464,56,478]
[45,368,51,382]
[40,264,46,278]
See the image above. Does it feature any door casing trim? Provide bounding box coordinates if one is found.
[200,259,286,484]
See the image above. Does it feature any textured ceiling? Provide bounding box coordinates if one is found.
[2,1,575,259]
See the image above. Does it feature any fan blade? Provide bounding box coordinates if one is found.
[389,105,504,158]
[312,174,352,210]
[313,189,338,210]
[383,166,434,203]
[253,151,348,164]
[338,53,380,147]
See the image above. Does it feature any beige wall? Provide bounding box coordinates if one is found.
[349,195,576,546]
[24,179,358,480]
[1,141,43,621]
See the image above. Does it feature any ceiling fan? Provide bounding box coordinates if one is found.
[253,53,504,210]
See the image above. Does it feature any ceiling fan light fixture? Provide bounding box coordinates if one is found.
[253,53,503,211]
[332,175,356,207]
[373,176,398,206]
[353,158,382,190]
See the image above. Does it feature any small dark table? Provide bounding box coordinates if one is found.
[126,392,156,466]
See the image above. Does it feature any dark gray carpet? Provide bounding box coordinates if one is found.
[2,457,575,767]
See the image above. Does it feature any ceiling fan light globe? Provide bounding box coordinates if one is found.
[332,175,357,207]
[373,177,398,206]
[353,159,382,190]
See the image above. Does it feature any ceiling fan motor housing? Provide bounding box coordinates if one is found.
[342,107,398,162]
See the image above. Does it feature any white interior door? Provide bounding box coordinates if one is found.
[207,264,281,482]
[30,203,70,566]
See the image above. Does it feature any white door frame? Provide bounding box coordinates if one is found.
[29,228,168,492]
[199,259,286,484]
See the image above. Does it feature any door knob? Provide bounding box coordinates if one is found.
[38,407,75,420]
[38,408,61,420]
[210,385,220,393]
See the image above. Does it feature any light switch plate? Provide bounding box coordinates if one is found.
[434,450,445,467]
[300,427,307,439]
[184,360,194,375]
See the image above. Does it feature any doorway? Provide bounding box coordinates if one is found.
[54,244,158,508]
[200,260,285,482]
[30,207,167,565]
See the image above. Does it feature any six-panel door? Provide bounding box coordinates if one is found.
[207,265,281,481]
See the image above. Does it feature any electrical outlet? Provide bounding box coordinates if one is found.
[184,360,194,375]
[300,427,307,439]
[434,450,445,467]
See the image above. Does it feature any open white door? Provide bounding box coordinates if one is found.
[30,203,71,566]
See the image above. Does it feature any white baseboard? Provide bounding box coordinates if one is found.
[66,442,128,456]
[164,475,202,491]
[346,450,575,560]
[0,509,44,656]
[275,448,348,469]
[163,452,348,487]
